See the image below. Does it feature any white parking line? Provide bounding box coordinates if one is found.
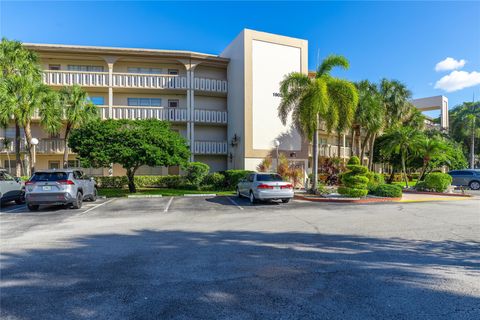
[81,199,115,214]
[227,197,244,210]
[164,197,174,212]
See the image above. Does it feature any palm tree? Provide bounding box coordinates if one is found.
[379,79,413,128]
[416,136,448,181]
[59,85,99,168]
[353,80,384,169]
[279,55,357,191]
[379,126,423,188]
[0,38,41,176]
[450,102,480,168]
[1,39,62,175]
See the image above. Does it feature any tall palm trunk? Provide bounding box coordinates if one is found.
[337,132,342,158]
[24,122,34,174]
[350,128,356,158]
[63,125,71,168]
[470,120,475,169]
[14,121,22,177]
[357,128,362,158]
[401,151,409,188]
[368,133,376,171]
[360,132,370,164]
[311,117,319,192]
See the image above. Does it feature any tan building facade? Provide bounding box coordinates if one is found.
[0,29,354,176]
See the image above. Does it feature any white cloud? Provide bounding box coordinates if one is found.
[434,70,480,92]
[435,57,466,72]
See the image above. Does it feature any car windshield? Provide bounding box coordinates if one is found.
[256,174,283,182]
[31,172,68,182]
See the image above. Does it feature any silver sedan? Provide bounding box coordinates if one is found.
[237,173,294,203]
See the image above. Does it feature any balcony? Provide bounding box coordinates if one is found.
[193,141,228,155]
[319,145,352,158]
[43,70,108,87]
[42,70,227,92]
[112,73,187,89]
[98,106,227,124]
[0,138,69,154]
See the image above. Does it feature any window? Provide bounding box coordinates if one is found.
[67,65,104,72]
[68,160,80,168]
[168,69,179,75]
[256,174,283,182]
[168,99,179,108]
[31,171,67,181]
[48,161,60,169]
[247,174,255,182]
[49,64,61,70]
[127,67,161,74]
[88,96,105,105]
[458,171,474,176]
[127,98,161,107]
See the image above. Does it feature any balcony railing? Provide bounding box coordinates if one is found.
[0,138,69,154]
[41,70,227,92]
[43,70,109,87]
[193,141,228,155]
[112,73,187,89]
[98,106,227,124]
[319,145,352,158]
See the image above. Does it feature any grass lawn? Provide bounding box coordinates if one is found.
[392,179,418,188]
[98,188,235,198]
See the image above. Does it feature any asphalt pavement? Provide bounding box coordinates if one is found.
[1,196,479,319]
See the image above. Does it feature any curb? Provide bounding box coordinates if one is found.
[294,195,401,203]
[127,195,163,198]
[183,194,217,197]
[402,190,473,197]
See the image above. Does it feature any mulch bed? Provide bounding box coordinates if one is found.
[294,194,401,203]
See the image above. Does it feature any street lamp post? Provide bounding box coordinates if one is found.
[274,139,280,172]
[30,138,39,174]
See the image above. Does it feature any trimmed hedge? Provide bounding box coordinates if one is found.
[202,172,226,189]
[371,184,402,198]
[95,175,183,189]
[183,162,210,187]
[223,170,253,189]
[338,157,369,198]
[424,172,452,192]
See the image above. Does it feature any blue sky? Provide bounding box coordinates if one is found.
[1,1,479,115]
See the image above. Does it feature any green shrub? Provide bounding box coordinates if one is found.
[424,172,452,192]
[95,176,128,188]
[414,181,427,191]
[224,170,253,189]
[366,172,385,185]
[338,158,369,198]
[95,175,184,189]
[372,184,402,198]
[183,162,210,187]
[202,172,226,189]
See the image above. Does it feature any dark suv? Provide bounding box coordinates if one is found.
[448,169,480,190]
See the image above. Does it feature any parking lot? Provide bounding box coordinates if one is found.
[1,196,479,319]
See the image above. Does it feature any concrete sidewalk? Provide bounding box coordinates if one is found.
[399,193,474,202]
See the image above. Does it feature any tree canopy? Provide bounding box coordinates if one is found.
[68,119,190,192]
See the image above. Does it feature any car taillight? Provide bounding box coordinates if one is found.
[281,184,293,189]
[257,184,274,189]
[25,181,35,185]
[58,180,75,185]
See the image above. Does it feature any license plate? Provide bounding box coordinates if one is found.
[42,186,52,191]
[274,186,280,190]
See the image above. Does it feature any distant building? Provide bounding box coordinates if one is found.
[411,95,449,130]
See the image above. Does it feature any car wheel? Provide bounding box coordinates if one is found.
[90,188,98,202]
[236,188,242,198]
[27,204,39,211]
[281,199,290,203]
[469,181,480,190]
[249,191,257,204]
[72,192,83,209]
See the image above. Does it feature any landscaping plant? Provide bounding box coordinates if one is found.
[338,156,369,197]
[371,184,402,198]
[424,172,452,192]
[183,162,210,188]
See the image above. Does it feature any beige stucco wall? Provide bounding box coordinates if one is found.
[113,93,187,107]
[194,155,227,172]
[194,96,227,111]
[194,126,227,141]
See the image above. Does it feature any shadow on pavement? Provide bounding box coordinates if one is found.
[1,230,479,319]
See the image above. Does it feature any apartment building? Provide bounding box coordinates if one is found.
[0,29,446,176]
